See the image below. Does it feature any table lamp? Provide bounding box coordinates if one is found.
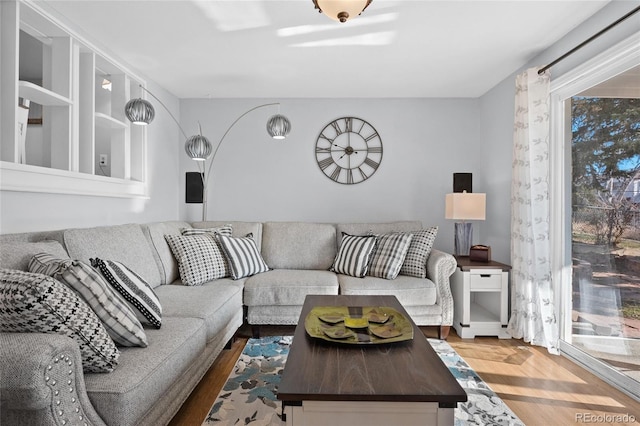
[445,192,486,256]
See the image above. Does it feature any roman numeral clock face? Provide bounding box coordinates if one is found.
[315,117,383,184]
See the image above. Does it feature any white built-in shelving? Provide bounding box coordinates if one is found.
[0,0,147,197]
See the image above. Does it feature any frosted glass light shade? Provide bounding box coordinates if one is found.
[185,134,213,161]
[445,193,486,220]
[313,0,372,23]
[124,98,155,125]
[266,114,291,139]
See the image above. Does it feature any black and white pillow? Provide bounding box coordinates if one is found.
[367,233,414,280]
[0,268,120,373]
[165,233,230,285]
[399,227,438,278]
[331,233,378,278]
[181,224,233,237]
[216,234,269,280]
[92,259,162,329]
[29,253,148,348]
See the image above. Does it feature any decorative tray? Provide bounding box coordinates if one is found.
[304,306,414,344]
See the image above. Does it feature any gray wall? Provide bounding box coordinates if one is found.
[179,97,487,256]
[0,81,182,233]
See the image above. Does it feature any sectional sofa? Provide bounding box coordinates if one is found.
[0,220,456,426]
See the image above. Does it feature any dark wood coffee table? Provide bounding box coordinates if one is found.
[277,295,467,426]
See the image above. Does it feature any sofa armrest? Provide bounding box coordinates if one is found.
[426,249,457,326]
[0,332,106,426]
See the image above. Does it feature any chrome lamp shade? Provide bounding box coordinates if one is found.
[124,98,155,125]
[267,114,291,140]
[185,134,213,161]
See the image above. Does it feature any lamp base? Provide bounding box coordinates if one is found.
[454,222,473,257]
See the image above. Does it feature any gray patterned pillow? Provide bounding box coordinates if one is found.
[165,233,231,285]
[331,233,378,278]
[29,253,148,347]
[399,227,438,278]
[216,234,269,280]
[92,259,162,329]
[0,268,119,373]
[367,233,414,280]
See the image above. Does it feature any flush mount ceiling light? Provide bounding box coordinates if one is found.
[312,0,372,23]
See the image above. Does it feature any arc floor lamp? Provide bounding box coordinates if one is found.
[124,86,291,221]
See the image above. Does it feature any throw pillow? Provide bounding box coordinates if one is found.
[180,224,233,237]
[399,227,439,278]
[29,253,148,348]
[0,268,120,373]
[92,258,162,329]
[165,233,230,285]
[330,233,378,278]
[367,232,414,280]
[216,234,269,280]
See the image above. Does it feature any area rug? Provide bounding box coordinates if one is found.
[203,336,524,426]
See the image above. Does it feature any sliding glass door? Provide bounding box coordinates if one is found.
[570,89,640,387]
[551,36,640,400]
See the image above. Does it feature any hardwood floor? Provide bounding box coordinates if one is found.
[169,326,640,426]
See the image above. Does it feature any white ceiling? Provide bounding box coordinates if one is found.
[37,0,612,99]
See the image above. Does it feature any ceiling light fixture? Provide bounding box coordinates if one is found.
[312,0,372,23]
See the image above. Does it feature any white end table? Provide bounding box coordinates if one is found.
[451,256,511,339]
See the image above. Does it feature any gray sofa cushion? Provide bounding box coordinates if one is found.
[64,224,162,288]
[261,222,336,270]
[142,221,192,286]
[155,279,244,342]
[338,274,437,307]
[244,269,339,306]
[0,240,69,270]
[84,317,206,426]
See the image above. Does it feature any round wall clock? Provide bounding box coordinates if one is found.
[314,116,383,184]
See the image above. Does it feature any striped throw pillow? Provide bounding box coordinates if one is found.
[29,254,148,347]
[331,233,378,278]
[92,258,162,329]
[216,234,269,280]
[367,233,414,280]
[180,224,233,237]
[399,227,438,278]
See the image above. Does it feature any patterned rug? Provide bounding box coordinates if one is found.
[203,336,524,426]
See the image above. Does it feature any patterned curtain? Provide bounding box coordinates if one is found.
[507,68,559,354]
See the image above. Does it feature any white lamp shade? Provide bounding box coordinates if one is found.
[314,0,371,22]
[445,193,486,220]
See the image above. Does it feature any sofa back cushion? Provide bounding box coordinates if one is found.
[0,240,69,270]
[142,221,192,285]
[64,224,163,288]
[262,222,336,270]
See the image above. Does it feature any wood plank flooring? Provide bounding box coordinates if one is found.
[169,326,640,426]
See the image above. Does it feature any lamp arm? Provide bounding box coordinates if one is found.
[204,102,280,180]
[138,85,190,140]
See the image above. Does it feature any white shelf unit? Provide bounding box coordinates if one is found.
[0,0,147,197]
[451,260,511,339]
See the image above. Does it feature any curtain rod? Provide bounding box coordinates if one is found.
[538,5,640,75]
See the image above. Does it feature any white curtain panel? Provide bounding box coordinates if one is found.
[507,68,559,354]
